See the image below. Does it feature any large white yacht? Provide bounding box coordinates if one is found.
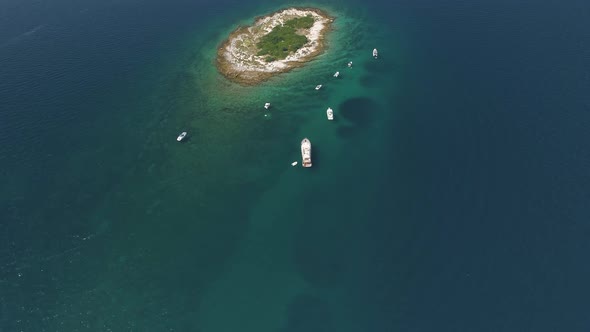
[301,138,312,168]
[326,107,334,120]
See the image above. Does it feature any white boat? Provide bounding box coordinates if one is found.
[373,48,378,58]
[326,107,334,120]
[291,161,298,166]
[264,102,271,109]
[315,84,322,90]
[177,131,187,142]
[348,61,352,67]
[301,138,312,168]
[333,71,340,78]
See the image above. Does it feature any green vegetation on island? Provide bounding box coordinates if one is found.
[256,15,315,62]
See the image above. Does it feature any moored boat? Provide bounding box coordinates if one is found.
[333,71,340,78]
[348,61,352,67]
[177,131,187,142]
[373,48,378,58]
[315,84,322,90]
[326,107,334,120]
[301,138,312,168]
[264,102,271,109]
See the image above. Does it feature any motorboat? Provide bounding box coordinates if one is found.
[291,161,298,166]
[326,107,334,120]
[348,61,352,67]
[373,48,378,59]
[177,131,187,142]
[264,102,271,109]
[315,84,322,90]
[333,71,340,78]
[301,138,312,168]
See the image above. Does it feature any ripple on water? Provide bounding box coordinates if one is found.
[363,55,391,70]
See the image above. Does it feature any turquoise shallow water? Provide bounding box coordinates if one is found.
[2,0,590,330]
[188,8,402,331]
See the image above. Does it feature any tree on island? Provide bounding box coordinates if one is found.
[256,15,315,62]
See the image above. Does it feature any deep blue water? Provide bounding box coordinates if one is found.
[1,0,590,331]
[366,1,590,330]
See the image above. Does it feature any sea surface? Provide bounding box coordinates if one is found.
[1,0,590,331]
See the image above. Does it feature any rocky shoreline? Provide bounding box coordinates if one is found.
[216,7,334,85]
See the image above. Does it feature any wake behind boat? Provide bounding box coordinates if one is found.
[177,131,187,142]
[326,107,334,120]
[373,48,378,59]
[301,138,312,168]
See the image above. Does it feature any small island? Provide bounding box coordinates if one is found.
[216,8,333,85]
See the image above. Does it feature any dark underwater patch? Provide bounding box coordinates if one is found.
[338,96,378,126]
